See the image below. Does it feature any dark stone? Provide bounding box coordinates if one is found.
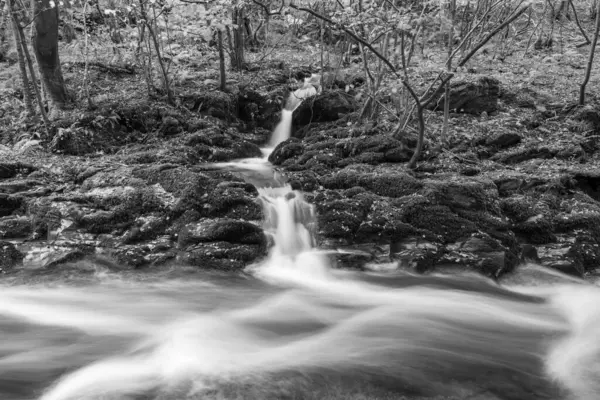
[427,76,500,114]
[0,216,32,238]
[44,249,88,268]
[238,88,287,129]
[0,162,36,179]
[320,170,422,198]
[390,236,442,273]
[0,241,24,271]
[178,219,265,248]
[0,194,23,217]
[442,232,516,278]
[160,116,181,135]
[292,91,357,135]
[486,132,522,148]
[180,242,265,269]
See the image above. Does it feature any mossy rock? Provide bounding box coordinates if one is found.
[320,170,422,198]
[0,241,24,270]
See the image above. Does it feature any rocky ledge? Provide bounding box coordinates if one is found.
[2,71,600,282]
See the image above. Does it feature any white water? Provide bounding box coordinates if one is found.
[2,86,600,400]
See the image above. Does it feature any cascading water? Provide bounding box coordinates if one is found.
[2,80,600,400]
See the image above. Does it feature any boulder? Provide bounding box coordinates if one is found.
[0,241,24,271]
[178,219,265,248]
[292,91,357,135]
[427,75,500,114]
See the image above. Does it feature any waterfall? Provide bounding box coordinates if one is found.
[267,74,321,149]
[4,76,600,400]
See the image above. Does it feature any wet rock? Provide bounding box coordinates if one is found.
[390,236,442,273]
[0,162,36,179]
[442,232,517,278]
[180,241,265,270]
[269,138,304,165]
[0,241,24,270]
[0,216,32,238]
[292,91,357,134]
[402,203,479,243]
[178,219,265,248]
[500,262,580,287]
[427,75,500,114]
[43,248,89,269]
[0,194,23,217]
[312,191,374,241]
[113,246,151,269]
[238,87,287,129]
[121,214,168,243]
[355,199,418,242]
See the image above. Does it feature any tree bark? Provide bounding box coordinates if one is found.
[31,0,67,110]
[580,0,600,105]
[8,0,34,115]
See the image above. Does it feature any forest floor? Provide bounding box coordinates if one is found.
[2,11,600,287]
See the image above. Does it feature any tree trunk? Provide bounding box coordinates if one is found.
[8,0,34,115]
[580,0,600,105]
[31,0,67,110]
[218,29,226,91]
[231,5,245,70]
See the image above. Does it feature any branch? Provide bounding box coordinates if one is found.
[251,0,284,16]
[289,2,398,74]
[457,5,530,67]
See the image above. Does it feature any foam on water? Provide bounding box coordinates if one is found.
[1,81,600,400]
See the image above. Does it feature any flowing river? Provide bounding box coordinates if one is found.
[1,82,600,400]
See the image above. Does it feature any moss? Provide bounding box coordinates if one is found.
[315,194,373,239]
[321,171,422,198]
[424,178,495,212]
[500,195,540,222]
[403,203,479,243]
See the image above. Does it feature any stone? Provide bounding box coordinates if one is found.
[0,241,24,271]
[427,76,500,114]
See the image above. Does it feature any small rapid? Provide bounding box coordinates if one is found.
[2,78,600,400]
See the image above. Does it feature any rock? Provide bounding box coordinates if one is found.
[269,138,304,165]
[114,246,151,268]
[160,116,181,136]
[491,146,553,164]
[390,236,442,273]
[182,91,237,121]
[0,194,23,217]
[43,248,88,268]
[238,87,287,129]
[0,216,32,238]
[0,179,42,194]
[180,241,266,270]
[320,170,422,197]
[0,162,36,179]
[335,134,415,163]
[121,214,168,243]
[314,193,373,240]
[485,132,522,148]
[292,91,357,135]
[427,75,500,114]
[0,241,24,270]
[178,219,265,248]
[442,232,517,278]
